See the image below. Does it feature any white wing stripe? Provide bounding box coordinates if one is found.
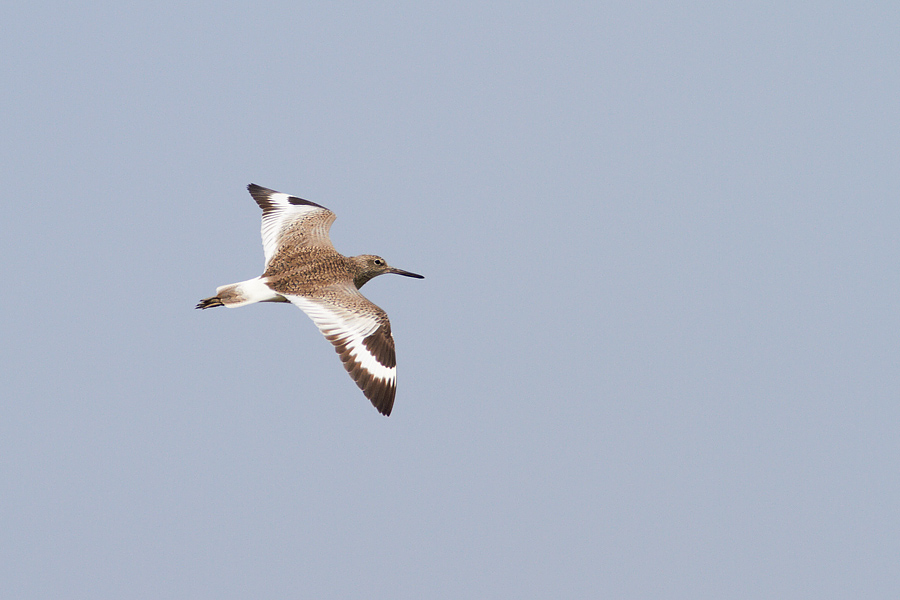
[257,192,327,266]
[332,332,394,381]
[285,294,395,381]
[267,192,294,206]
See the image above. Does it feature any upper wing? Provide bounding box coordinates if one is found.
[284,285,398,416]
[247,184,337,267]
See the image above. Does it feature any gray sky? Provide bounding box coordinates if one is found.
[3,2,899,598]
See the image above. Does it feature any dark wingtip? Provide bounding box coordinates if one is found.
[247,183,327,211]
[362,379,395,416]
[247,184,275,211]
[364,378,395,416]
[375,396,394,416]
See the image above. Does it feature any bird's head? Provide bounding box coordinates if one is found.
[350,255,424,289]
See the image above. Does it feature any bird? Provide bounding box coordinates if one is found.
[197,184,423,416]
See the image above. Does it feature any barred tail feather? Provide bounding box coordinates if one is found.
[195,277,287,309]
[196,296,225,309]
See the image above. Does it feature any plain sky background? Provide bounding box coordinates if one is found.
[2,2,899,598]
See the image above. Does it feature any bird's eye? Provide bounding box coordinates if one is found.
[374,259,384,265]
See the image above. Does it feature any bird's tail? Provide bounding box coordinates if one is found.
[195,277,286,309]
[195,295,225,309]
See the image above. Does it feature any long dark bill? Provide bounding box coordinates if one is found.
[389,267,424,279]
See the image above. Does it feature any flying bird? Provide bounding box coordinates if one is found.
[197,184,423,416]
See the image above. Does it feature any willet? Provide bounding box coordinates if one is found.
[197,184,423,416]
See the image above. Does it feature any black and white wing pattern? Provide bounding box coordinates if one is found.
[284,284,398,416]
[247,184,337,267]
